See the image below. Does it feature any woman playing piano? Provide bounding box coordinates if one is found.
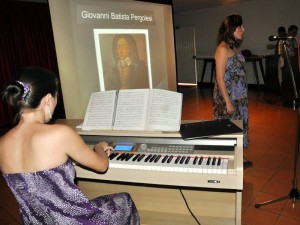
[0,67,140,224]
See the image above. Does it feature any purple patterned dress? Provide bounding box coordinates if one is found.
[213,53,249,148]
[2,159,140,225]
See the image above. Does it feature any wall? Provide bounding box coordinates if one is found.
[173,0,300,84]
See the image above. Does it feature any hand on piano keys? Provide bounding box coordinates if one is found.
[94,142,114,157]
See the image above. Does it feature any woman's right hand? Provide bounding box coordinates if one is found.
[94,142,114,157]
[226,101,235,114]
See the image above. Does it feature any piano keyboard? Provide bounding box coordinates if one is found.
[109,152,229,174]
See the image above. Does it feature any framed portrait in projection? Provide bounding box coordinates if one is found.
[94,29,152,91]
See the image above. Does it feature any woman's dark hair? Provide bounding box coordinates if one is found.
[112,34,139,63]
[2,67,59,122]
[217,14,243,49]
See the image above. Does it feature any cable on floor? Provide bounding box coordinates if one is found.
[179,188,201,225]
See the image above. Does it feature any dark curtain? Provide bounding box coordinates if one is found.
[0,1,65,126]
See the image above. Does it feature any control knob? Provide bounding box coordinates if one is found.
[140,144,148,151]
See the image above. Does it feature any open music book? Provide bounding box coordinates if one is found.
[82,89,183,131]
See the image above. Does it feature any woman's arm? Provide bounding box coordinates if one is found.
[58,125,112,173]
[214,43,235,113]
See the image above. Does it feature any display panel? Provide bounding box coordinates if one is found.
[114,143,135,151]
[48,0,177,119]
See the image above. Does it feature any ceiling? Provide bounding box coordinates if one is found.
[172,0,254,13]
[16,0,254,13]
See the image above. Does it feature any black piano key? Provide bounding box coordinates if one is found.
[137,154,145,162]
[132,154,140,161]
[121,153,129,161]
[212,157,216,166]
[109,153,118,160]
[162,155,169,163]
[124,153,131,161]
[121,153,128,160]
[149,154,157,162]
[198,156,203,165]
[206,157,211,165]
[125,154,134,161]
[154,155,161,163]
[217,157,221,166]
[179,156,186,164]
[116,153,125,160]
[185,156,191,164]
[193,156,198,165]
[167,155,173,163]
[144,154,153,162]
[175,156,181,164]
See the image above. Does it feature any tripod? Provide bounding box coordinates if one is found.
[255,40,300,208]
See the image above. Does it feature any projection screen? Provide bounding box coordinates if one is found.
[48,0,177,119]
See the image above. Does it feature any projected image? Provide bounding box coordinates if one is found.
[49,0,177,118]
[94,29,152,91]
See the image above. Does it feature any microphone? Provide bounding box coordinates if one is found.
[268,35,292,41]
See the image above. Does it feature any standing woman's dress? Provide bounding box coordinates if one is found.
[213,53,249,148]
[2,159,140,225]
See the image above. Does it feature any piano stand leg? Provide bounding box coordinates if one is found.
[255,188,300,208]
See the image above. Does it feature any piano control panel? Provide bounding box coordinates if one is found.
[92,142,196,154]
[109,142,194,154]
[88,141,235,155]
[138,143,194,154]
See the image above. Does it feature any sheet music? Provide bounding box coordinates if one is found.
[113,89,149,130]
[82,91,117,130]
[147,89,182,131]
[81,89,182,131]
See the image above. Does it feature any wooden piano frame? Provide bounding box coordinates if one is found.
[56,119,243,225]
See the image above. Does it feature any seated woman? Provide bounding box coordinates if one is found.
[0,67,140,225]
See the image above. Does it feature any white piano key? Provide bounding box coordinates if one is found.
[201,157,209,173]
[222,158,228,174]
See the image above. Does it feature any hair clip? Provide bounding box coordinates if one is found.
[16,80,30,100]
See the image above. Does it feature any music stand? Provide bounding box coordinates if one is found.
[255,39,300,208]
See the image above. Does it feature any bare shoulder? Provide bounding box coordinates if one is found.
[40,123,86,158]
[48,123,75,132]
[46,123,79,140]
[215,42,231,58]
[0,126,18,148]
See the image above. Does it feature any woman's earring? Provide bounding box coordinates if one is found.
[48,106,52,119]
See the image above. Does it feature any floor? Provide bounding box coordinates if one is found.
[1,85,300,225]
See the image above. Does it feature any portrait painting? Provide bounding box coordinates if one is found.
[94,29,152,91]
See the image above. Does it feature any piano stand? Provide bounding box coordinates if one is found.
[77,179,242,225]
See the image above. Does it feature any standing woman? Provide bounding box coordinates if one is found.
[0,67,140,224]
[213,14,252,168]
